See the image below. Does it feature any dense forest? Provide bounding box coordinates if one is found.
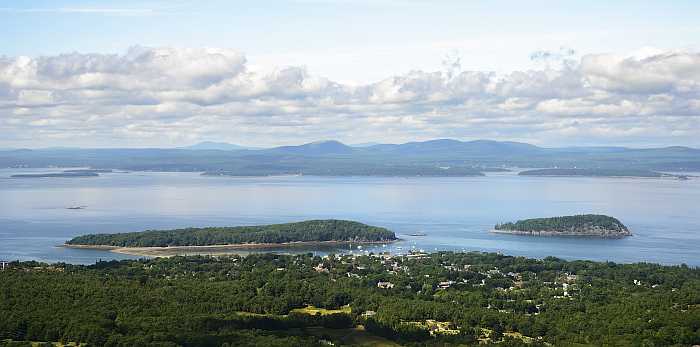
[495,214,630,234]
[1,252,698,346]
[66,220,397,247]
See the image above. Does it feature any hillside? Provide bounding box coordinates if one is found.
[2,252,698,346]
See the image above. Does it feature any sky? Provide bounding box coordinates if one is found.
[1,0,700,148]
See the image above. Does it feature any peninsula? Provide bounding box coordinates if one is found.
[518,168,670,178]
[64,219,397,256]
[493,214,631,238]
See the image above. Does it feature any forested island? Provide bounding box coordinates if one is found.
[1,252,698,346]
[10,172,99,178]
[65,220,397,256]
[493,214,631,238]
[63,169,113,174]
[518,168,670,178]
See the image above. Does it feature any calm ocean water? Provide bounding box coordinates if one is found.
[1,168,698,265]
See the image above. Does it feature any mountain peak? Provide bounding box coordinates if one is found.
[308,140,346,146]
[182,141,250,151]
[271,140,353,155]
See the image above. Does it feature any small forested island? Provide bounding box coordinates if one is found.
[63,169,113,173]
[65,220,397,256]
[1,252,698,346]
[10,172,99,178]
[518,168,669,178]
[493,214,632,238]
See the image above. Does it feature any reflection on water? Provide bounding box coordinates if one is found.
[0,169,699,265]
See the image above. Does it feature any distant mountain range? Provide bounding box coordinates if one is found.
[183,140,378,153]
[363,139,543,156]
[1,139,698,176]
[181,141,257,151]
[267,140,354,155]
[350,142,385,148]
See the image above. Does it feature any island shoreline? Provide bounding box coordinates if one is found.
[61,239,399,257]
[490,229,632,238]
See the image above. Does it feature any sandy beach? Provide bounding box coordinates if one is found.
[61,240,397,257]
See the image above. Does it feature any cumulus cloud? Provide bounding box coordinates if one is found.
[0,46,699,147]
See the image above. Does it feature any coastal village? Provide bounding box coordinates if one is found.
[284,250,579,341]
[157,250,585,342]
[2,250,695,346]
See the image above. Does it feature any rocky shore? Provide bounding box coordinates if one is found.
[490,228,632,238]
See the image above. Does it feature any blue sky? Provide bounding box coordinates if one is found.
[1,1,700,147]
[4,0,699,83]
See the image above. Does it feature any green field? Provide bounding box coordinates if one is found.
[290,305,352,316]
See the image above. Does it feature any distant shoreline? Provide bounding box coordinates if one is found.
[516,168,691,179]
[10,172,99,178]
[490,229,631,238]
[61,240,398,257]
[517,174,684,179]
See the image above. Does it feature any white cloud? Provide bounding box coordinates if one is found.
[0,46,699,147]
[581,52,700,95]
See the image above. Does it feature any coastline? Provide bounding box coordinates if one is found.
[517,174,677,179]
[490,229,632,238]
[61,239,398,257]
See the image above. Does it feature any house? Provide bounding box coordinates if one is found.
[362,310,377,318]
[377,281,395,289]
[314,263,329,273]
[0,261,8,271]
[486,269,502,277]
[438,281,455,289]
[506,272,523,281]
[406,251,428,259]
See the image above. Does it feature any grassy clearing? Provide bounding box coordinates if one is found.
[505,331,535,343]
[233,311,280,317]
[406,320,460,336]
[290,304,351,315]
[478,329,541,344]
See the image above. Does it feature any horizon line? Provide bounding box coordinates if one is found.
[2,138,698,151]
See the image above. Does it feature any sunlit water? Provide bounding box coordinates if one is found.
[1,169,698,265]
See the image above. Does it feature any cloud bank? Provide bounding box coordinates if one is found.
[1,46,699,147]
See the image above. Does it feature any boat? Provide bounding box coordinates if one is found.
[66,206,87,210]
